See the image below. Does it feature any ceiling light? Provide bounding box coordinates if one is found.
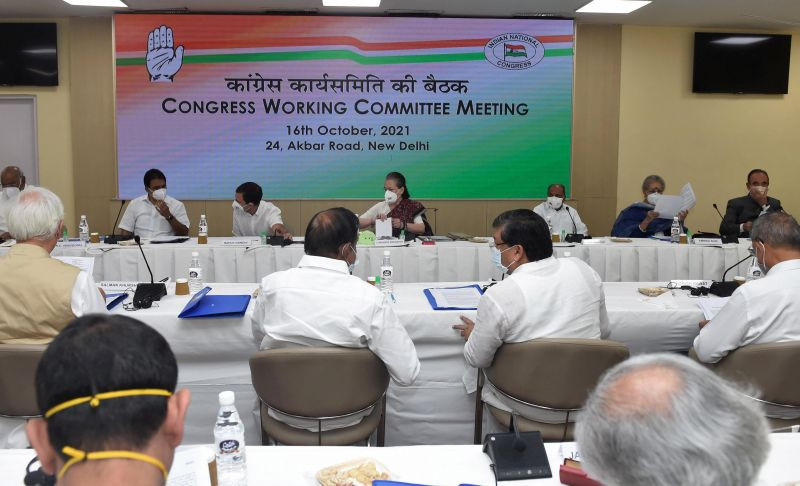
[62,0,128,7]
[577,0,651,14]
[322,0,381,7]
[712,36,770,45]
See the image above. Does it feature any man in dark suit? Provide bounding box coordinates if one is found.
[720,169,782,237]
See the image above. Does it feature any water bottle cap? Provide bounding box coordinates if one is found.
[80,215,86,218]
[192,251,199,257]
[201,214,206,218]
[219,391,235,405]
[383,250,390,256]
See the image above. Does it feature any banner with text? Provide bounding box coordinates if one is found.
[115,15,574,199]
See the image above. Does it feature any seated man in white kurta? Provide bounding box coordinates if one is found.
[533,183,588,236]
[232,181,291,239]
[118,168,190,238]
[251,207,420,431]
[454,209,609,424]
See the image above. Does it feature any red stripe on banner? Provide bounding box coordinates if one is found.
[114,15,575,53]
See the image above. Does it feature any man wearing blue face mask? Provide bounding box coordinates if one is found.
[118,168,190,238]
[611,175,689,237]
[251,207,419,431]
[453,209,609,424]
[694,213,800,374]
[0,165,31,240]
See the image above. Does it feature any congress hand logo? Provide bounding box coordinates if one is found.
[147,25,184,82]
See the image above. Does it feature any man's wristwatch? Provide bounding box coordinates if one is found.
[166,215,174,221]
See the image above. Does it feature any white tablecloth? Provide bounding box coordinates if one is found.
[0,280,710,448]
[2,435,799,485]
[0,237,754,283]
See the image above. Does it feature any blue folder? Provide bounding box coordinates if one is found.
[423,284,484,310]
[178,286,251,319]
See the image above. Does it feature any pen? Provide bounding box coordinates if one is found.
[390,292,397,303]
[159,277,169,282]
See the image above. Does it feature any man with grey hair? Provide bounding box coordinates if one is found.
[575,353,769,486]
[0,165,31,240]
[694,212,800,364]
[0,187,107,344]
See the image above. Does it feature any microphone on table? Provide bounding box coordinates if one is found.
[104,200,133,244]
[713,203,739,244]
[132,235,166,309]
[710,252,753,297]
[564,207,585,243]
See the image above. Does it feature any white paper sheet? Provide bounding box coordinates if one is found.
[427,286,482,308]
[166,447,212,486]
[54,256,95,275]
[696,297,730,320]
[375,217,393,239]
[654,183,697,219]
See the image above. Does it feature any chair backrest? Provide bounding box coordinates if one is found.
[249,347,390,418]
[486,338,629,410]
[710,341,800,406]
[0,344,46,417]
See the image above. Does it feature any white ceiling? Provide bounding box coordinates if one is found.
[1,0,800,30]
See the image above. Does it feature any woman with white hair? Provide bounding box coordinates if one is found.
[0,186,107,345]
[610,175,689,237]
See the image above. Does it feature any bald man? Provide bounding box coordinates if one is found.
[0,166,29,240]
[575,354,769,486]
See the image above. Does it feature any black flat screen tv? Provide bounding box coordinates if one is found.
[0,23,58,86]
[692,32,791,94]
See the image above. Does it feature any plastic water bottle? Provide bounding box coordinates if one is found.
[188,251,204,294]
[199,214,208,235]
[380,250,393,295]
[214,391,247,486]
[547,217,554,237]
[78,215,89,244]
[670,217,681,243]
[746,257,763,281]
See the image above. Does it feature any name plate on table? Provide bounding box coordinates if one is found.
[100,281,140,291]
[56,241,86,249]
[669,279,713,288]
[220,238,261,247]
[693,237,723,245]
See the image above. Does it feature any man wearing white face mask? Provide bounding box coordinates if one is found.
[533,183,588,236]
[694,213,800,378]
[232,181,291,239]
[0,165,32,240]
[720,169,783,238]
[251,207,419,431]
[118,168,190,238]
[453,209,608,424]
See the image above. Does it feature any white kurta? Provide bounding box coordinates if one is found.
[533,202,588,236]
[232,200,284,236]
[118,194,190,238]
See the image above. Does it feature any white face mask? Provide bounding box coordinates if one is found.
[751,186,768,195]
[1,187,20,200]
[151,188,167,201]
[646,192,661,205]
[490,245,518,274]
[547,196,563,210]
[384,190,398,204]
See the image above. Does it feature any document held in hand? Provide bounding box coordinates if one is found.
[178,286,251,318]
[423,284,484,310]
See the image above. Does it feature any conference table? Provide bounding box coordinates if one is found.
[0,279,711,449]
[1,236,754,283]
[2,435,799,485]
